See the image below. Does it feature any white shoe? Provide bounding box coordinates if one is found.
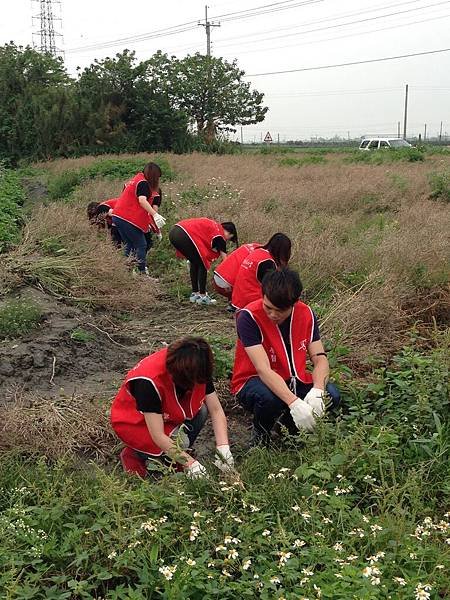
[190,292,200,302]
[196,294,217,305]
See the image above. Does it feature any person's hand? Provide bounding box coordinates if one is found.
[156,232,163,241]
[153,213,166,228]
[303,387,325,417]
[289,398,316,432]
[214,444,235,472]
[185,460,207,479]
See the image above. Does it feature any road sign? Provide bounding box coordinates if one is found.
[263,131,273,143]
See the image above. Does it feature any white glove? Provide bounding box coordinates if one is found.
[156,232,162,241]
[185,460,207,479]
[214,445,235,472]
[303,388,325,418]
[289,398,316,432]
[153,213,166,228]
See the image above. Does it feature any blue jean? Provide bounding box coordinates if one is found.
[137,404,208,464]
[237,377,340,441]
[112,216,147,272]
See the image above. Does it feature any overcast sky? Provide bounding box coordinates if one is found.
[2,0,450,141]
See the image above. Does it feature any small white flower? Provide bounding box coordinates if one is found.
[410,552,418,559]
[159,565,177,580]
[262,529,271,537]
[414,583,432,600]
[228,548,239,560]
[243,559,252,570]
[293,538,306,548]
[250,504,260,512]
[302,568,314,577]
[333,542,344,552]
[278,551,292,566]
[393,577,407,586]
[193,512,202,518]
[301,512,311,520]
[107,551,117,559]
[186,558,196,566]
[215,545,226,552]
[270,576,281,584]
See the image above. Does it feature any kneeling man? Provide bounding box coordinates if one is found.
[231,268,339,444]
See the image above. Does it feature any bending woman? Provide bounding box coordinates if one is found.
[111,162,166,275]
[111,337,235,478]
[232,232,291,310]
[169,217,238,305]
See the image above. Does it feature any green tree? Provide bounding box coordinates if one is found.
[164,53,268,141]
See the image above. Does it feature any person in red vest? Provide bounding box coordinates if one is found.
[87,198,123,247]
[111,337,235,478]
[213,242,259,301]
[112,162,166,275]
[231,268,340,445]
[231,233,291,311]
[169,218,238,305]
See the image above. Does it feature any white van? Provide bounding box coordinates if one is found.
[359,138,412,150]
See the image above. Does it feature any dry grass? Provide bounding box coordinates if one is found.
[0,202,157,311]
[0,390,114,459]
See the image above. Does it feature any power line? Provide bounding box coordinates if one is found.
[66,0,320,54]
[217,11,450,57]
[216,0,450,50]
[213,0,429,45]
[246,47,450,77]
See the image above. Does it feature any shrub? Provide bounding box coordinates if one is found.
[0,299,43,339]
[47,156,176,200]
[345,147,425,165]
[428,171,450,203]
[0,169,26,252]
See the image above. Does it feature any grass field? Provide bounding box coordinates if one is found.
[0,150,449,599]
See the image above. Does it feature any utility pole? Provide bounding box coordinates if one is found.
[397,121,401,138]
[403,84,408,140]
[439,121,443,142]
[198,5,220,56]
[240,127,243,144]
[424,123,427,141]
[31,0,63,56]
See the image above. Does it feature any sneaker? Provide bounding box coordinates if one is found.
[196,294,217,305]
[120,447,148,478]
[190,292,200,303]
[226,303,236,313]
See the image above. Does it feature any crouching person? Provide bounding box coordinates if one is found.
[111,337,235,478]
[231,268,340,445]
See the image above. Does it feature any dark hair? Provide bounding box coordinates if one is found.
[143,162,162,191]
[87,201,100,221]
[261,268,303,309]
[221,221,239,246]
[166,336,214,390]
[262,233,291,267]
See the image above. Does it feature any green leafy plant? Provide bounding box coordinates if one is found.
[0,299,43,339]
[0,169,26,252]
[70,327,96,343]
[428,171,450,203]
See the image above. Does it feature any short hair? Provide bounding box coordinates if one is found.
[261,268,303,309]
[166,337,213,389]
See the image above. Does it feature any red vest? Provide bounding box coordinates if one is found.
[214,243,259,287]
[110,349,207,456]
[176,218,226,269]
[231,299,314,394]
[231,248,275,309]
[112,173,159,233]
[100,198,119,209]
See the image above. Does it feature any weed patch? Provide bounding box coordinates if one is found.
[0,168,26,252]
[0,299,43,339]
[279,154,326,167]
[345,148,425,165]
[47,156,176,200]
[428,171,450,203]
[70,327,96,343]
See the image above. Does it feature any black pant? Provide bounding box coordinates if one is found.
[169,225,207,294]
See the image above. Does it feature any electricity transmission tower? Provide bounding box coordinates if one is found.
[31,0,63,56]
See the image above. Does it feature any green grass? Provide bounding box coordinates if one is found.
[0,340,448,598]
[344,148,425,165]
[0,168,26,252]
[0,299,43,339]
[429,171,450,203]
[278,154,327,167]
[47,156,176,201]
[70,327,96,343]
